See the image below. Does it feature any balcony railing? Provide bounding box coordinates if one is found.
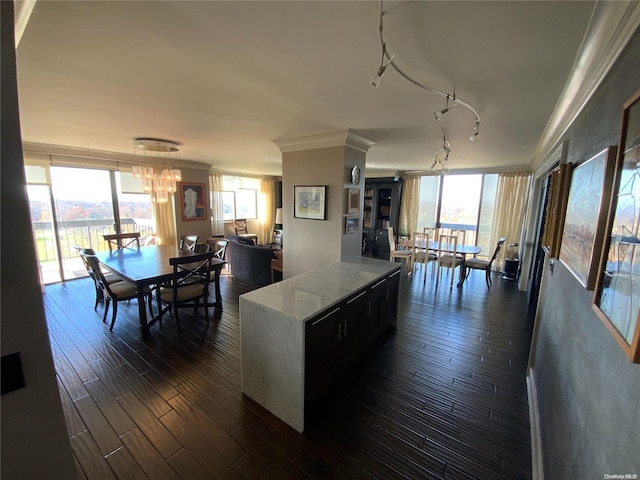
[33,218,154,262]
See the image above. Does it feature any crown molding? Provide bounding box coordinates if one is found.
[21,142,211,170]
[273,129,376,154]
[529,1,640,171]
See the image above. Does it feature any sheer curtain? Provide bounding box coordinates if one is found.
[152,201,177,247]
[399,175,421,238]
[490,171,532,270]
[209,172,224,236]
[260,178,276,245]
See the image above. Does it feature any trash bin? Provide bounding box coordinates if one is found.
[502,258,519,280]
[502,243,519,280]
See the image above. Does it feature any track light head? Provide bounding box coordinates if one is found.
[469,120,480,141]
[370,65,387,88]
[434,108,449,120]
[370,53,395,88]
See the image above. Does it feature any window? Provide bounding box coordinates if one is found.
[220,176,259,221]
[417,173,498,256]
[25,165,155,284]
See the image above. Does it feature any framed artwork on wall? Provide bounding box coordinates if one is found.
[541,163,572,258]
[179,182,206,221]
[345,216,359,234]
[592,88,640,363]
[347,188,360,214]
[559,146,617,290]
[294,185,327,220]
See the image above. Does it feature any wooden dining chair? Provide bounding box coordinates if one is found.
[412,232,437,282]
[233,219,259,243]
[103,232,141,253]
[388,227,412,273]
[463,237,506,288]
[84,254,153,331]
[205,237,229,273]
[423,227,439,243]
[179,234,199,252]
[436,234,464,289]
[77,247,123,310]
[448,229,466,259]
[156,251,216,332]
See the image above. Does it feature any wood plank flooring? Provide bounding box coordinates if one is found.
[44,265,534,479]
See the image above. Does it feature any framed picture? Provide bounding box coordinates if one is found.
[294,185,327,220]
[593,88,640,363]
[541,163,572,258]
[345,216,359,234]
[559,146,616,289]
[179,182,206,221]
[347,188,360,214]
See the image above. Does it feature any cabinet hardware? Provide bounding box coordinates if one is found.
[389,270,401,278]
[343,319,348,337]
[347,291,367,304]
[336,322,342,340]
[372,279,387,289]
[312,307,341,325]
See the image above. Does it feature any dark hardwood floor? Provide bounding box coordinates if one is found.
[44,264,534,480]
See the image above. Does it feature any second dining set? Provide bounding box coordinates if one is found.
[390,227,505,289]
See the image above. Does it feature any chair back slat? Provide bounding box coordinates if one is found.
[423,227,439,243]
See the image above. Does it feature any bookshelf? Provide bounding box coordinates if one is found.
[361,178,403,259]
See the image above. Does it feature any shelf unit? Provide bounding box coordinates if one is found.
[362,177,403,259]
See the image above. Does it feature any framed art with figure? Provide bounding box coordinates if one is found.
[179,182,206,221]
[593,88,640,363]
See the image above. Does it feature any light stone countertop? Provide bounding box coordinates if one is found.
[240,256,401,322]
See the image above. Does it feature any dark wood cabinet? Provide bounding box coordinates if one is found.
[304,268,401,405]
[362,177,403,259]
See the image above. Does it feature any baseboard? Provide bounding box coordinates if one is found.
[527,369,544,480]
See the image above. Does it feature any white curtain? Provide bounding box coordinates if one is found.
[399,175,421,238]
[209,172,224,236]
[490,171,532,270]
[152,201,177,247]
[259,178,276,245]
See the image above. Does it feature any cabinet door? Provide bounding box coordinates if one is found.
[362,277,386,347]
[305,306,342,403]
[380,270,400,328]
[339,290,368,368]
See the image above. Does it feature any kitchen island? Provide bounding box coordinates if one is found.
[240,257,401,432]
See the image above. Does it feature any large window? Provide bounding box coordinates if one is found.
[417,173,498,256]
[26,164,154,284]
[221,176,259,221]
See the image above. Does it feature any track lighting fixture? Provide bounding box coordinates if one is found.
[434,94,452,120]
[371,0,480,141]
[469,120,480,141]
[431,133,451,174]
[370,50,395,88]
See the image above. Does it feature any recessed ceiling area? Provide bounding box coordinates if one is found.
[15,1,598,176]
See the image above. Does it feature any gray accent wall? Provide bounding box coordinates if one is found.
[531,27,640,479]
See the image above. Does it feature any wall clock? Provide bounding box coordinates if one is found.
[351,166,361,185]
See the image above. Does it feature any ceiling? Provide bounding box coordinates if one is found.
[15,0,598,177]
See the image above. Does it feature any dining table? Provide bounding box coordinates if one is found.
[97,245,226,337]
[399,239,482,286]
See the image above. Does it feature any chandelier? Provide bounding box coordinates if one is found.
[132,138,182,204]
